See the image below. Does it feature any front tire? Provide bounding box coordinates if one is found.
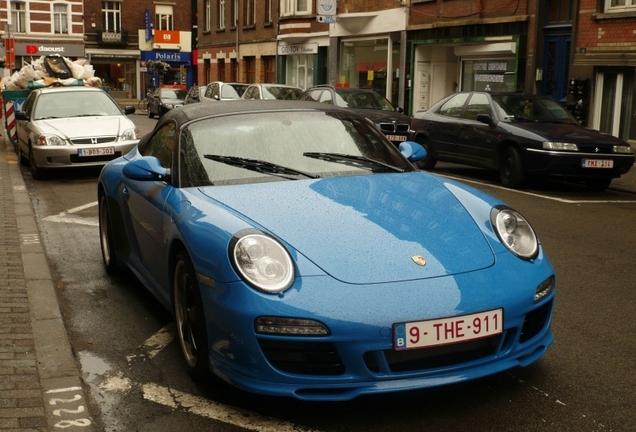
[174,250,210,377]
[98,192,120,275]
[499,146,525,188]
[148,106,154,118]
[28,145,44,180]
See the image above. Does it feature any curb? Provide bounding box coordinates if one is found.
[2,135,96,431]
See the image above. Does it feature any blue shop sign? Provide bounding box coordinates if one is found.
[141,51,192,64]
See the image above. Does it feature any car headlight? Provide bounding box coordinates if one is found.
[37,134,67,146]
[542,141,578,151]
[163,103,173,108]
[229,230,294,293]
[490,206,538,260]
[120,128,141,141]
[613,145,633,154]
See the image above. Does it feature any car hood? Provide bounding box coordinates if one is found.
[510,121,628,146]
[199,172,495,284]
[35,116,134,139]
[352,109,412,125]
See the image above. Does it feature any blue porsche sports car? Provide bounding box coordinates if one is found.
[97,100,555,401]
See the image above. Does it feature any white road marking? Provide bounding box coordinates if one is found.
[142,383,321,432]
[126,323,176,363]
[43,201,99,226]
[440,174,636,204]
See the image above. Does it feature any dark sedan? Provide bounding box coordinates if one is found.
[300,85,413,146]
[147,87,187,118]
[411,92,635,190]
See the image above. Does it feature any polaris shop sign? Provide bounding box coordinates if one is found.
[15,43,85,57]
[278,43,318,56]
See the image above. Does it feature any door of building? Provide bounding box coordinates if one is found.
[542,34,570,102]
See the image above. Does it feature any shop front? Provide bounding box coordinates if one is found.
[277,39,329,90]
[140,51,193,95]
[14,42,85,69]
[85,48,140,99]
[410,38,520,113]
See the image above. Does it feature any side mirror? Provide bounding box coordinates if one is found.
[395,106,404,113]
[124,106,136,115]
[15,111,29,121]
[123,156,171,182]
[476,113,494,125]
[399,141,427,162]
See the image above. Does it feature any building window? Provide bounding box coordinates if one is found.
[246,57,256,82]
[264,56,275,82]
[53,4,69,34]
[593,70,636,142]
[232,0,238,27]
[11,2,27,33]
[265,0,272,23]
[281,0,310,16]
[286,55,313,89]
[156,5,174,31]
[102,1,121,33]
[204,0,211,31]
[605,0,636,11]
[218,0,225,29]
[547,0,572,23]
[244,0,255,26]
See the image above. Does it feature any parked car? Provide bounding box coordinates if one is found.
[98,100,555,401]
[300,85,414,146]
[184,85,207,104]
[147,87,187,118]
[201,81,249,102]
[14,86,140,180]
[242,83,303,100]
[411,91,635,190]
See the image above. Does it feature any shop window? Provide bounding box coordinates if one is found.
[53,4,68,34]
[11,2,27,33]
[218,0,225,29]
[102,1,121,33]
[286,55,313,90]
[155,5,174,31]
[462,59,516,92]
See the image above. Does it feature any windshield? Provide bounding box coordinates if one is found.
[179,111,413,187]
[334,89,396,111]
[491,95,579,124]
[262,86,303,100]
[221,84,249,99]
[33,91,123,119]
[160,89,187,99]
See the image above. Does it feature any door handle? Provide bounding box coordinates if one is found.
[122,186,130,200]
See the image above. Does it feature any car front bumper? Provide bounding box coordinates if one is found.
[524,148,635,179]
[31,141,138,169]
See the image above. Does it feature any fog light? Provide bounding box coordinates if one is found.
[255,317,329,336]
[535,276,555,302]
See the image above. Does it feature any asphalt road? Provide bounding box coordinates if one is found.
[19,113,636,431]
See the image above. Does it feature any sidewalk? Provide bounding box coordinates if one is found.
[0,132,95,430]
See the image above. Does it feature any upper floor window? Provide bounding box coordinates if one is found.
[244,0,255,26]
[102,1,121,33]
[53,4,69,34]
[205,0,211,31]
[281,0,310,16]
[605,0,636,11]
[218,0,225,29]
[265,0,272,23]
[547,0,572,23]
[11,2,27,33]
[156,5,174,31]
[231,0,238,27]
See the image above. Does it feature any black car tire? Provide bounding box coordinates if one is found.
[414,138,437,170]
[174,250,210,378]
[28,144,44,180]
[585,177,612,192]
[148,106,154,118]
[18,146,29,166]
[98,192,122,275]
[499,146,525,188]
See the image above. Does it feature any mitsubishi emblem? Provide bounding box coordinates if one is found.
[91,138,98,144]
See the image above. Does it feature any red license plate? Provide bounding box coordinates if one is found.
[394,308,504,350]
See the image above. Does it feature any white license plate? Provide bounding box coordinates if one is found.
[582,159,613,168]
[394,308,503,350]
[78,147,115,157]
[386,135,407,142]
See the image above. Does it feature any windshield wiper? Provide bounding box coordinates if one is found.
[203,155,320,179]
[303,152,405,173]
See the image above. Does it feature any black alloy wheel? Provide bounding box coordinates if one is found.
[499,146,525,188]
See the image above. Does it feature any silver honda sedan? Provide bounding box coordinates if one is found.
[15,86,141,180]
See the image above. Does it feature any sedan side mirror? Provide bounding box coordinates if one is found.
[395,107,404,113]
[476,113,494,126]
[15,111,29,121]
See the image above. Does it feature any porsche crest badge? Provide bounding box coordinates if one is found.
[411,255,427,266]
